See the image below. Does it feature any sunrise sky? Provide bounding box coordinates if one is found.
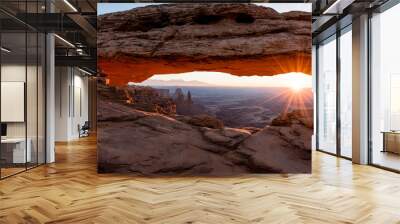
[133,72,312,89]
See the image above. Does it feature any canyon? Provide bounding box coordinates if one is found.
[97,83,312,175]
[97,3,313,175]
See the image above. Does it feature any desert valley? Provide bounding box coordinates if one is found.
[98,77,313,175]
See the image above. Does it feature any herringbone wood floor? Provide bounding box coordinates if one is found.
[1,136,400,224]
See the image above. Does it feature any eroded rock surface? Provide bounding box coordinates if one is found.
[98,3,311,85]
[98,82,176,116]
[271,109,313,128]
[97,83,312,175]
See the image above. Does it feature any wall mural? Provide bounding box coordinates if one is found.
[97,3,313,175]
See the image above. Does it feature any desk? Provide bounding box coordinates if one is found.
[382,131,400,154]
[1,138,31,163]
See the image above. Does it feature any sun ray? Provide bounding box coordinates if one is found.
[282,93,296,116]
[262,90,292,104]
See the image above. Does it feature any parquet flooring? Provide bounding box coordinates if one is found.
[0,136,400,224]
[1,167,26,178]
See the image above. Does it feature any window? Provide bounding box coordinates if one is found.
[390,74,400,130]
[370,3,400,171]
[317,35,337,154]
[339,27,352,158]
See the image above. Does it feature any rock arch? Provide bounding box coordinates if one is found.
[98,3,311,86]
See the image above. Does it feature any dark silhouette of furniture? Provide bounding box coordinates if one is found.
[78,121,90,138]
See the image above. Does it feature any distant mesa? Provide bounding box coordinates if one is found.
[98,3,311,85]
[138,79,212,87]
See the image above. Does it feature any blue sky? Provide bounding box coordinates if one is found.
[98,3,311,15]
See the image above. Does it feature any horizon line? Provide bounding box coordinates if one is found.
[131,84,312,89]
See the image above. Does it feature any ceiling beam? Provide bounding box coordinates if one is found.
[55,55,96,69]
[67,13,97,45]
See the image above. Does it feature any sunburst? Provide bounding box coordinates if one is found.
[263,87,312,120]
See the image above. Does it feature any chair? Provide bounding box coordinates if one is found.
[79,121,90,138]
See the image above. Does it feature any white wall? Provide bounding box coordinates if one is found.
[54,67,89,141]
[55,66,70,141]
[72,73,89,138]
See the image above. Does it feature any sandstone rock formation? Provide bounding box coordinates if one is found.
[98,83,311,175]
[98,3,311,85]
[172,89,206,116]
[172,88,185,102]
[271,109,313,128]
[98,82,176,116]
[187,114,224,129]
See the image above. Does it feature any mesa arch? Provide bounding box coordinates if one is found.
[97,3,311,86]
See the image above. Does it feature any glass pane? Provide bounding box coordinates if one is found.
[0,1,46,178]
[1,31,27,177]
[371,4,400,171]
[317,36,337,154]
[340,28,352,158]
[38,33,45,165]
[27,31,38,169]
